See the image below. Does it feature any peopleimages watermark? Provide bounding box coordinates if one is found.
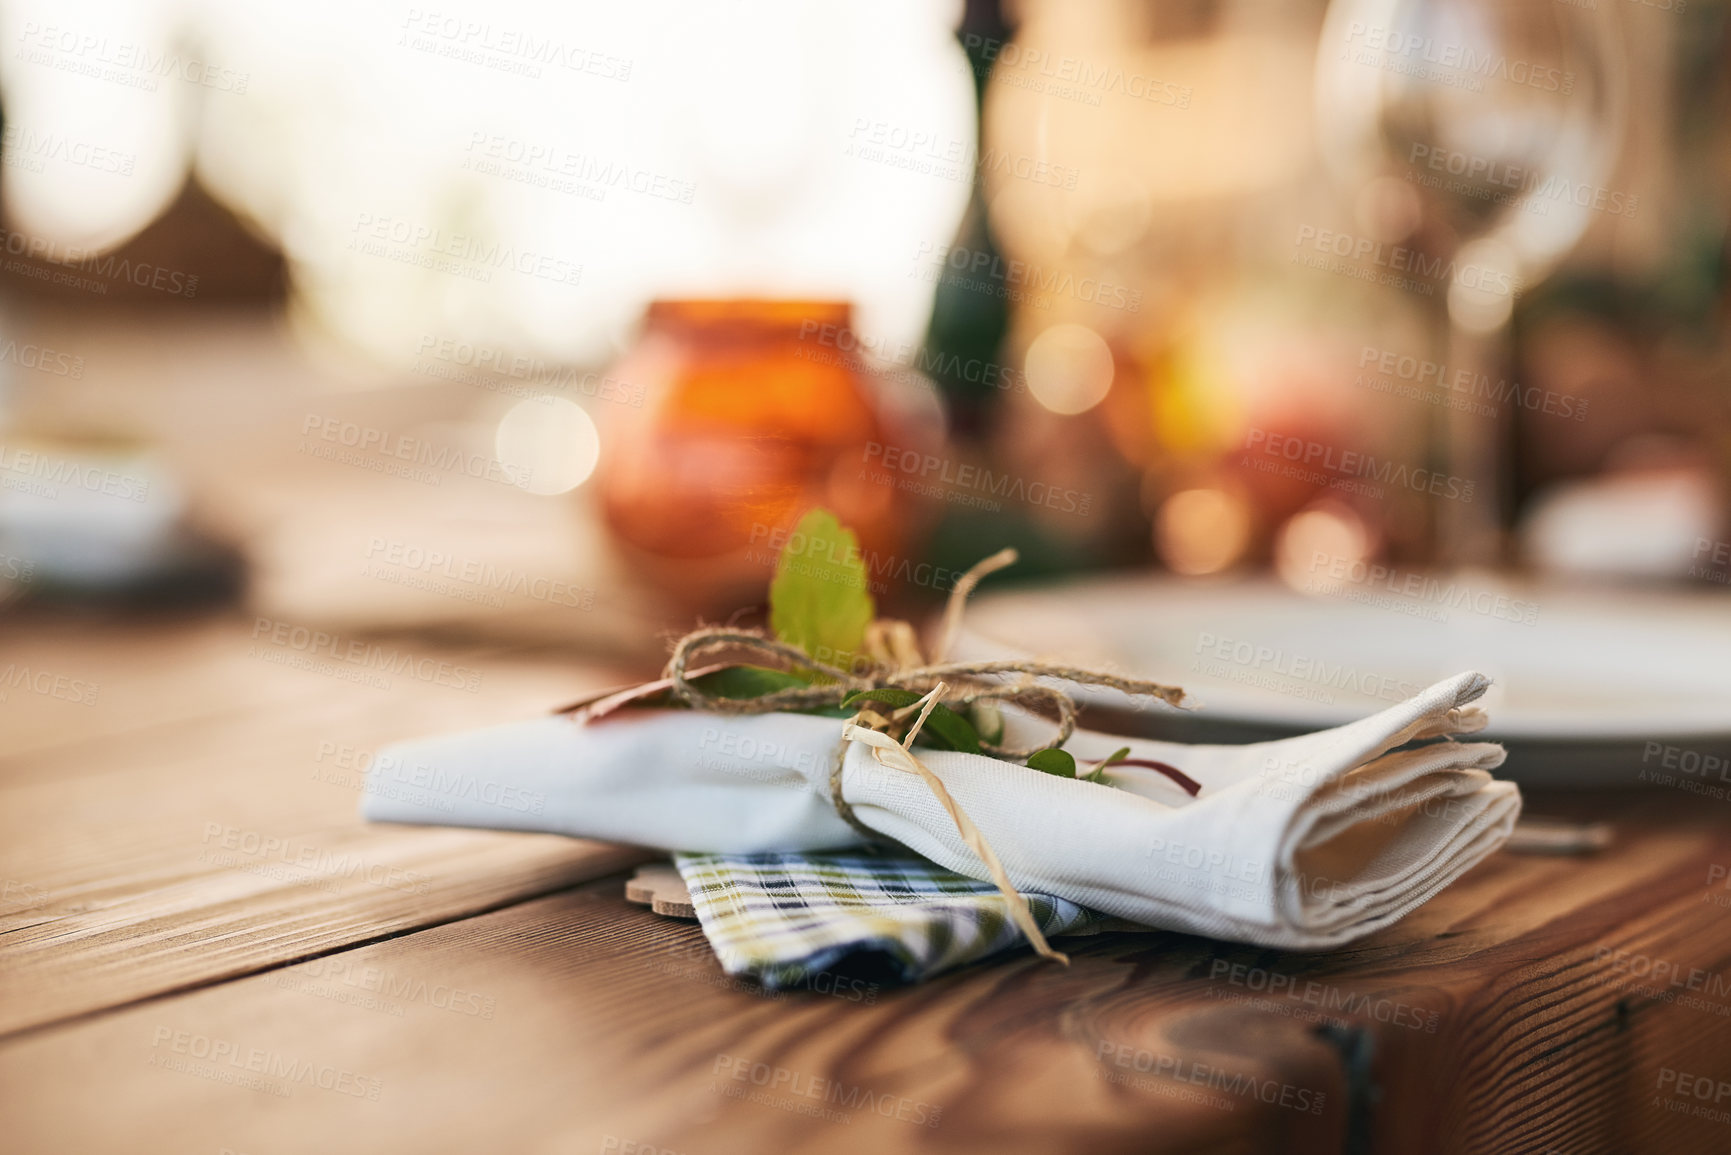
[600,1137,687,1155]
[652,936,882,1005]
[299,413,531,489]
[462,132,694,204]
[396,9,632,82]
[962,35,1192,109]
[0,442,151,502]
[1207,959,1441,1033]
[0,125,135,176]
[1703,863,1731,913]
[0,662,99,707]
[794,319,1027,394]
[311,745,453,815]
[1637,741,1731,804]
[247,616,483,694]
[149,1027,382,1100]
[200,822,434,895]
[845,118,1081,190]
[914,241,1142,313]
[1094,1041,1327,1115]
[1655,1067,1731,1126]
[1141,836,1365,905]
[412,334,646,407]
[1292,224,1522,302]
[1242,427,1475,504]
[0,551,34,586]
[15,22,250,94]
[0,225,199,297]
[1144,838,1267,886]
[695,726,827,785]
[313,739,547,816]
[362,537,595,611]
[1590,942,1731,1013]
[1193,632,1424,707]
[1339,22,1573,95]
[746,520,977,602]
[1254,753,1493,821]
[1404,142,1637,220]
[1,878,49,911]
[711,1053,942,1128]
[1356,344,1587,423]
[1141,837,1270,904]
[1302,552,1540,627]
[276,955,497,1020]
[0,337,84,378]
[1690,538,1731,586]
[691,726,919,800]
[347,213,583,287]
[863,440,1093,516]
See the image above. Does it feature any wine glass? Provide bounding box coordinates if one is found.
[1314,0,1626,565]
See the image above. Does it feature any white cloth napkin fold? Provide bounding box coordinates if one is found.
[363,670,1520,949]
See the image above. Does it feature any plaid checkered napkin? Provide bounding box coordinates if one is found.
[673,850,1105,988]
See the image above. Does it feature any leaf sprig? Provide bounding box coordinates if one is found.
[764,508,1107,774]
[574,507,1194,794]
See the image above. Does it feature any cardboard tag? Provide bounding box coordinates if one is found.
[624,863,697,919]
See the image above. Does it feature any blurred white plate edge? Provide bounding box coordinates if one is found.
[953,574,1731,743]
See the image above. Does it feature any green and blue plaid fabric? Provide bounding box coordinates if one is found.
[673,850,1103,989]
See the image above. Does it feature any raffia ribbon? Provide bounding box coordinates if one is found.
[840,682,1070,962]
[649,548,1189,967]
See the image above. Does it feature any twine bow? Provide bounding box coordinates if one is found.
[653,548,1189,966]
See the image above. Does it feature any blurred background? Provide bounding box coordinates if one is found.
[2,0,1728,718]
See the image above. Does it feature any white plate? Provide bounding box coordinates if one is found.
[954,574,1731,784]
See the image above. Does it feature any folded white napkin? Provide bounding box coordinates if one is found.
[363,670,1520,950]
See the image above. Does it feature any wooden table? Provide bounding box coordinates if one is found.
[5,612,1731,1155]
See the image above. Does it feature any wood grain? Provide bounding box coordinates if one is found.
[0,880,1347,1155]
[6,599,1731,1151]
[0,615,653,1035]
[4,792,1731,1154]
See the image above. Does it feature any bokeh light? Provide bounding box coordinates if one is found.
[495,397,600,495]
[1025,322,1114,415]
[1155,487,1252,576]
[1273,502,1374,592]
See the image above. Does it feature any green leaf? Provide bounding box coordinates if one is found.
[768,509,875,668]
[1082,746,1132,784]
[691,665,811,701]
[840,688,982,754]
[840,687,924,710]
[1026,748,1077,778]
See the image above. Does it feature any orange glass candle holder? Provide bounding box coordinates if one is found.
[597,299,917,614]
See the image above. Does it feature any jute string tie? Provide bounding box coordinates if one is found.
[654,549,1188,965]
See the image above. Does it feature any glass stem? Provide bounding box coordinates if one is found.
[1436,320,1506,568]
